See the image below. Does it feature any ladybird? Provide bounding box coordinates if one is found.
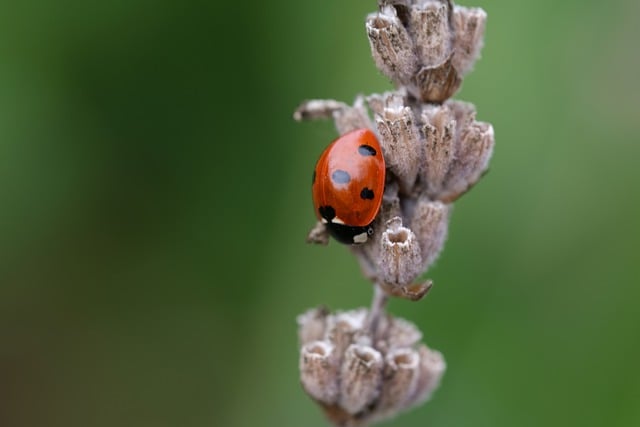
[312,128,385,244]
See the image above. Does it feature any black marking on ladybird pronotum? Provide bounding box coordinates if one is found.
[360,187,375,200]
[358,144,377,157]
[331,169,351,184]
[319,205,336,222]
[325,221,373,245]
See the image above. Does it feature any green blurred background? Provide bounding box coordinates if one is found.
[1,1,639,426]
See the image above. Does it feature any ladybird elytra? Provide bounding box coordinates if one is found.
[312,128,386,244]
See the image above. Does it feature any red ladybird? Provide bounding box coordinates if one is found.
[312,128,386,244]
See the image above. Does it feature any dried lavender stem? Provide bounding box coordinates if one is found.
[366,283,389,339]
[297,1,493,425]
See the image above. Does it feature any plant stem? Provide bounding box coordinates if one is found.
[367,283,389,340]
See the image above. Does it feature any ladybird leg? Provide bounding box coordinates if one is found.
[306,221,330,245]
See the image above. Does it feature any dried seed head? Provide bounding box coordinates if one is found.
[293,97,373,136]
[296,0,493,424]
[298,307,445,426]
[367,0,486,103]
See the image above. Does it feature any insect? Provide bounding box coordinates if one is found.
[312,128,385,244]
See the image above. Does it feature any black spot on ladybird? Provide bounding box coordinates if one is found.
[331,169,351,184]
[319,205,336,221]
[358,144,377,156]
[360,187,375,200]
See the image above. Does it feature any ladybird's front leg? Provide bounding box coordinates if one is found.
[306,221,329,245]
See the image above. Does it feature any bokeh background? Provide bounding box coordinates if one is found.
[1,1,639,426]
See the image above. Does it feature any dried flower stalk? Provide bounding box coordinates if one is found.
[295,1,493,425]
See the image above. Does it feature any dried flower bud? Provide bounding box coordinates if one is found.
[409,0,453,66]
[378,217,422,288]
[298,306,329,345]
[410,345,446,405]
[351,187,402,281]
[452,6,487,75]
[375,349,420,416]
[293,97,372,136]
[420,101,494,202]
[300,341,339,403]
[366,6,418,84]
[333,96,374,135]
[367,0,486,103]
[415,54,461,103]
[297,307,445,426]
[293,99,349,122]
[421,103,456,197]
[339,345,384,414]
[383,316,422,350]
[374,93,421,193]
[442,112,494,202]
[409,196,450,270]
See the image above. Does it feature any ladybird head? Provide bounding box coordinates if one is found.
[323,221,374,245]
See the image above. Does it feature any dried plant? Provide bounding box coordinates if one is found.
[294,1,493,425]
